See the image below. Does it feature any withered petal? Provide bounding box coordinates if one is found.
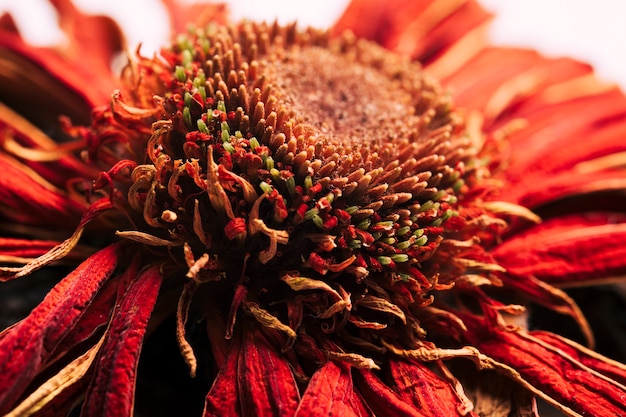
[494,214,626,287]
[237,329,300,417]
[81,265,162,416]
[467,322,626,417]
[531,331,626,386]
[203,336,241,417]
[296,360,367,417]
[355,368,429,417]
[0,244,120,414]
[389,359,476,416]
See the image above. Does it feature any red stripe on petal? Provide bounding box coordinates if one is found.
[80,265,162,416]
[296,360,370,417]
[0,244,120,414]
[237,329,300,417]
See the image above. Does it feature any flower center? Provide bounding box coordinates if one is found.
[92,22,480,359]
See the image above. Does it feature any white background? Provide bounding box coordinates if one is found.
[1,0,625,90]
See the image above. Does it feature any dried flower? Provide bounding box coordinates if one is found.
[1,1,626,416]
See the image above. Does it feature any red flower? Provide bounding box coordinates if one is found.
[1,1,626,416]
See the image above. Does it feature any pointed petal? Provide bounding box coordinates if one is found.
[237,329,300,417]
[468,325,626,417]
[389,359,474,416]
[80,265,162,416]
[355,368,428,417]
[0,244,120,414]
[296,360,371,417]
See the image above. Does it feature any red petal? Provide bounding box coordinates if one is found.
[494,214,626,287]
[203,336,241,417]
[0,238,59,262]
[0,153,85,227]
[531,331,626,386]
[50,0,124,73]
[161,0,228,35]
[468,324,626,417]
[355,368,428,417]
[332,0,491,65]
[0,103,96,188]
[389,359,475,416]
[0,33,111,118]
[0,244,120,414]
[237,329,300,417]
[296,360,372,417]
[81,265,162,416]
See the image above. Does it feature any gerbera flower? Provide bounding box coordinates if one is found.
[1,1,626,416]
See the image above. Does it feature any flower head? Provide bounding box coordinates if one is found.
[1,1,626,416]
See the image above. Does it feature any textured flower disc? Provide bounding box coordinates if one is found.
[94,22,481,366]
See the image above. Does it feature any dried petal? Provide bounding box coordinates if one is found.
[389,359,475,416]
[494,214,626,287]
[296,360,372,417]
[0,244,119,414]
[4,334,104,417]
[237,329,300,417]
[468,324,626,417]
[203,336,241,417]
[355,368,428,417]
[81,265,162,416]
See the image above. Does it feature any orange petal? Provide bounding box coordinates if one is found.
[161,0,228,35]
[332,0,491,65]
